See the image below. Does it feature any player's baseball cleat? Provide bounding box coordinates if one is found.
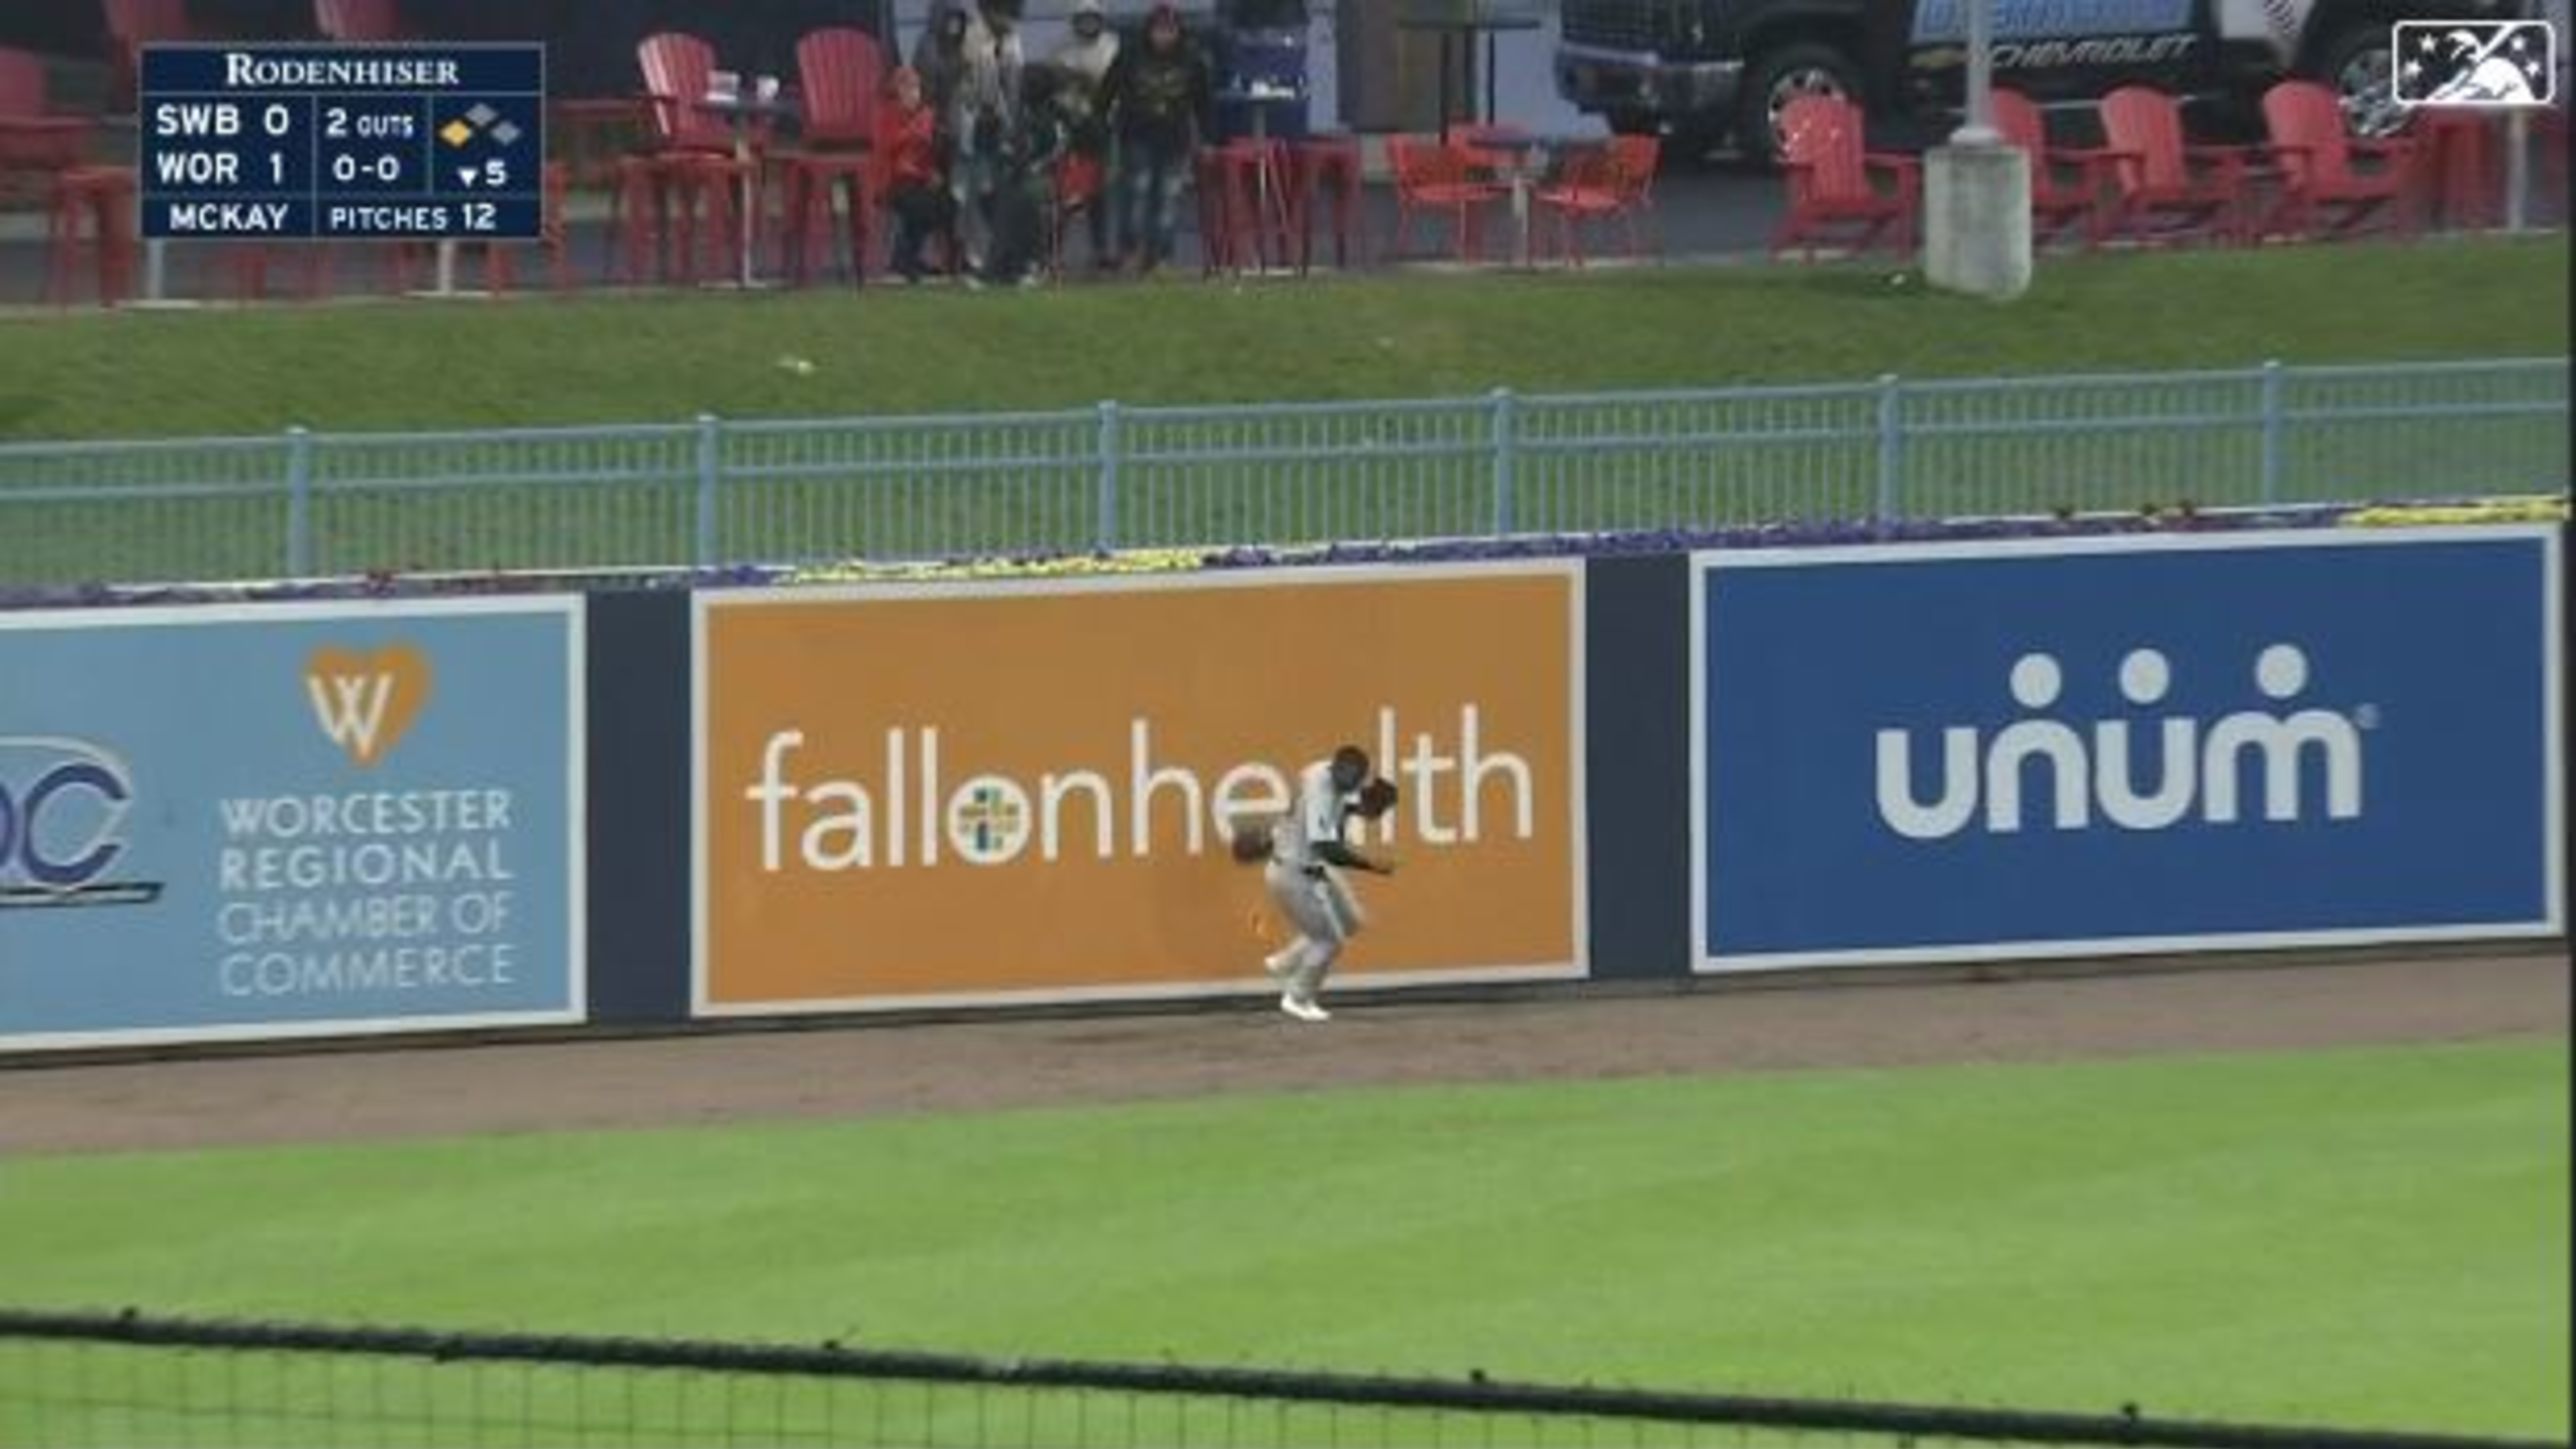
[1280,993,1330,1023]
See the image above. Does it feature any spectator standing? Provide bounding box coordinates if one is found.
[948,0,1029,280]
[1050,0,1124,271]
[1097,1,1213,277]
[982,64,1071,286]
[911,0,974,160]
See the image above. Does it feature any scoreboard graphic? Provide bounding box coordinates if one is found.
[139,45,546,243]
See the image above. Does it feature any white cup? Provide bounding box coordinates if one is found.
[755,75,780,104]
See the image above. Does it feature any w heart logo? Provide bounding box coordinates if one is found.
[304,645,433,768]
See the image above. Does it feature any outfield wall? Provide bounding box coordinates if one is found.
[1,526,2560,1055]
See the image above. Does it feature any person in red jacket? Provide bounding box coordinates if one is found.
[878,66,957,283]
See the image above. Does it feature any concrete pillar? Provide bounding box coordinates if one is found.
[1924,141,2032,300]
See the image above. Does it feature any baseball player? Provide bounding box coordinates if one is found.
[1259,744,1397,1023]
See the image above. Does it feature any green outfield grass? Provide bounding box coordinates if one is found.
[1,1038,2565,1444]
[0,236,2564,442]
[0,236,2565,589]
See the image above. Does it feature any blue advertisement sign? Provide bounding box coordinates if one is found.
[1,598,584,1050]
[1692,529,2561,969]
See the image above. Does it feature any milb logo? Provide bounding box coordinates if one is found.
[2393,19,2559,107]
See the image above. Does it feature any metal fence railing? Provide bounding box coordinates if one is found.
[0,357,2564,590]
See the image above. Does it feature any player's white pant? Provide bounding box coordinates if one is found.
[1265,862,1365,999]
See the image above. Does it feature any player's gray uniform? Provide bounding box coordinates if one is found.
[1263,761,1366,1008]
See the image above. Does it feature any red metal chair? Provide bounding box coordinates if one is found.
[1603,132,1663,256]
[1990,88,2106,249]
[780,27,886,286]
[1770,94,1920,260]
[1385,133,1505,262]
[102,0,195,114]
[1529,135,1661,267]
[2092,85,2250,247]
[2253,80,2416,242]
[313,0,416,42]
[1526,144,1624,266]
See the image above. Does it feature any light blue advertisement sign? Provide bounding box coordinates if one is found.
[1,598,585,1051]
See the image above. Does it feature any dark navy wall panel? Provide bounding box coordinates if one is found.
[1583,554,1692,981]
[585,590,691,1025]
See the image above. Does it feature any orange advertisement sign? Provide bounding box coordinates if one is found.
[693,564,1586,1013]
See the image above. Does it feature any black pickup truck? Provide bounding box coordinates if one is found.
[1555,0,2540,162]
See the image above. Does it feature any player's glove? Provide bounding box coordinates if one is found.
[1229,819,1275,864]
[1355,777,1401,820]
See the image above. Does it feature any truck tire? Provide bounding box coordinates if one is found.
[1737,41,1865,167]
[2313,23,2407,138]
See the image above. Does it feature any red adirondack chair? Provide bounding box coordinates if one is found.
[1386,133,1506,262]
[1990,88,2106,248]
[2254,81,2416,241]
[0,46,52,115]
[102,0,196,113]
[314,0,416,42]
[779,26,885,282]
[4,45,121,302]
[0,45,94,177]
[627,32,768,283]
[796,27,884,152]
[1770,94,1919,259]
[639,32,750,156]
[2092,85,2250,247]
